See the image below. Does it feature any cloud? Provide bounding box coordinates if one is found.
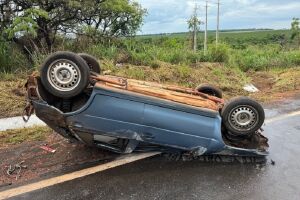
[136,0,300,34]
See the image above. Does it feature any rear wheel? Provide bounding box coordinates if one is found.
[78,53,101,74]
[40,51,90,98]
[221,97,265,136]
[196,84,223,98]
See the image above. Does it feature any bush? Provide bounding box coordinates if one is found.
[0,39,29,73]
[284,51,300,66]
[208,43,230,62]
[150,60,161,69]
[227,44,297,71]
[176,64,191,78]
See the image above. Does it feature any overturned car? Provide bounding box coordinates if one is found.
[24,51,269,157]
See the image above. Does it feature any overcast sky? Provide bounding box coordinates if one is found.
[137,0,300,34]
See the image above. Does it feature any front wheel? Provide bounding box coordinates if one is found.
[40,51,90,98]
[221,97,265,136]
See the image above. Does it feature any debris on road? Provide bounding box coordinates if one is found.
[6,161,27,180]
[244,84,259,93]
[39,145,56,153]
[0,132,115,187]
[271,159,276,165]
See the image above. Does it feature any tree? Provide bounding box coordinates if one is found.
[5,8,49,39]
[291,17,300,48]
[0,0,146,50]
[187,5,203,52]
[79,0,146,39]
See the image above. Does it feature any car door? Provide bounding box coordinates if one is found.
[70,94,145,139]
[141,104,223,151]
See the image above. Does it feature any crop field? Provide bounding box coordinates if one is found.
[139,29,290,39]
[138,29,291,46]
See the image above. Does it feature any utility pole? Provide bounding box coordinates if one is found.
[188,2,204,52]
[204,0,208,55]
[193,4,198,52]
[216,0,220,45]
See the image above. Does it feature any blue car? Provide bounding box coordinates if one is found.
[24,52,269,157]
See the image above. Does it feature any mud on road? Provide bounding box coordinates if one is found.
[0,132,115,187]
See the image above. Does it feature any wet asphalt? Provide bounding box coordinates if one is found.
[7,98,300,200]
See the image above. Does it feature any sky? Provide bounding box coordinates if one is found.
[136,0,300,34]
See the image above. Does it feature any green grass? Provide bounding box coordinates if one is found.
[101,61,250,98]
[0,126,50,146]
[270,67,300,92]
[0,39,30,73]
[0,29,298,74]
[136,29,292,48]
[138,29,290,38]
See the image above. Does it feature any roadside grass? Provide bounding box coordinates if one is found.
[270,67,300,92]
[0,126,50,146]
[0,77,27,118]
[102,60,250,98]
[101,60,300,101]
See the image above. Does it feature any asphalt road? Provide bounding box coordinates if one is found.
[7,98,300,200]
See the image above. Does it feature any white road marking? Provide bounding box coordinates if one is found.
[0,152,160,200]
[0,115,45,131]
[265,110,300,124]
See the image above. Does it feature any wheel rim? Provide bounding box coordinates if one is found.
[47,59,81,92]
[228,105,259,132]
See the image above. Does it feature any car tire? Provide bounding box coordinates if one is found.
[40,51,90,99]
[221,97,265,136]
[78,53,101,74]
[196,84,223,98]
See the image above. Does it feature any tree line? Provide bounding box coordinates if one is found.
[0,0,146,50]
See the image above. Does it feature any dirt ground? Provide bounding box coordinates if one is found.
[0,132,115,188]
[248,70,300,102]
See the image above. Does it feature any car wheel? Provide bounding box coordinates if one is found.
[221,97,265,136]
[40,51,90,98]
[196,84,223,98]
[78,53,101,74]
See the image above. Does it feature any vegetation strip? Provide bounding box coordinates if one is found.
[0,152,160,199]
[0,126,49,146]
